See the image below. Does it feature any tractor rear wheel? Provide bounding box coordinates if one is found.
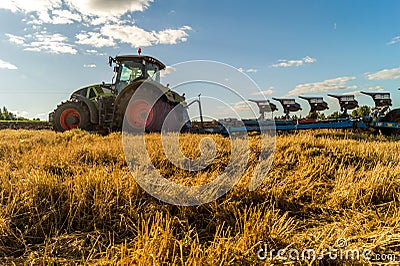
[123,84,180,132]
[379,108,400,136]
[125,95,174,132]
[54,101,92,132]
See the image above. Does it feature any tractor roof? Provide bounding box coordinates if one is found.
[115,55,166,70]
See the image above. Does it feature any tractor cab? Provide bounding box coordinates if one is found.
[110,55,166,94]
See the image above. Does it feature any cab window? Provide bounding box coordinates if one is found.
[88,88,96,99]
[146,63,160,82]
[119,62,143,82]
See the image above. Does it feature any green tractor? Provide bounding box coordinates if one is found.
[50,51,189,133]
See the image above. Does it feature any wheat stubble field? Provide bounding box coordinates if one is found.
[0,129,399,265]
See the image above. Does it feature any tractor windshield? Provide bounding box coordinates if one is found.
[115,61,144,93]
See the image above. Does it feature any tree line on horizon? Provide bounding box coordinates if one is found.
[0,106,40,121]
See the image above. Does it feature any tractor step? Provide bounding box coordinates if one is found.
[98,96,116,129]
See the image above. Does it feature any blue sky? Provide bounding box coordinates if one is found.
[0,0,399,120]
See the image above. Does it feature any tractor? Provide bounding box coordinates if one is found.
[50,50,189,133]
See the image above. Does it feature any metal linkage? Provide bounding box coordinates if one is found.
[328,94,358,116]
[299,96,329,119]
[272,98,302,119]
[248,99,277,120]
[361,91,392,108]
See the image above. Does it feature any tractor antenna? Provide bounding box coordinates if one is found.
[138,47,142,55]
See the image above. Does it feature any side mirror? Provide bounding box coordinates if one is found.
[108,56,115,67]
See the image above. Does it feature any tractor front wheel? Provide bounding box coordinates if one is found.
[54,101,92,132]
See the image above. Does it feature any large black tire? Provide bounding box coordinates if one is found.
[124,88,175,132]
[379,108,400,136]
[54,101,92,132]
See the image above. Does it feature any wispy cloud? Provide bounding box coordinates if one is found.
[83,64,96,68]
[272,56,316,68]
[0,0,62,14]
[85,49,105,55]
[232,100,253,111]
[10,110,30,118]
[0,59,18,70]
[365,86,385,92]
[252,89,274,96]
[93,24,192,48]
[76,32,115,48]
[343,91,363,96]
[6,32,77,54]
[366,68,400,80]
[387,35,400,45]
[5,33,25,45]
[50,9,82,24]
[287,76,356,96]
[238,67,258,73]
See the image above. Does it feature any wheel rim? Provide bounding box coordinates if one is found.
[126,99,154,129]
[60,108,81,130]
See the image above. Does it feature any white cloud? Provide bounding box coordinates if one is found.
[98,24,192,47]
[76,23,192,49]
[0,59,18,70]
[156,26,192,44]
[343,91,363,96]
[272,56,316,68]
[0,0,150,18]
[65,0,153,17]
[1,0,192,52]
[51,10,82,24]
[85,49,105,55]
[232,100,253,111]
[366,68,400,80]
[303,56,316,63]
[287,76,356,96]
[76,32,115,48]
[0,0,61,13]
[100,25,156,47]
[238,67,258,73]
[10,110,30,118]
[252,89,274,96]
[388,36,400,45]
[5,34,25,45]
[83,64,96,68]
[160,66,176,78]
[366,86,385,92]
[27,33,77,54]
[6,32,77,55]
